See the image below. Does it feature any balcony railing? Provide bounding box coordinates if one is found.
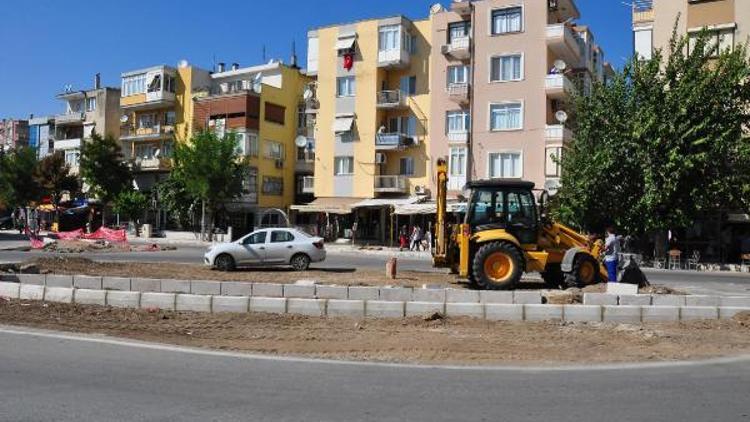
[376,133,417,150]
[133,157,171,170]
[374,175,407,193]
[446,83,470,103]
[632,1,654,24]
[545,74,576,99]
[302,176,315,194]
[376,90,407,108]
[55,112,85,125]
[546,24,584,65]
[378,47,411,69]
[447,131,469,143]
[120,124,174,140]
[442,36,471,60]
[545,124,573,144]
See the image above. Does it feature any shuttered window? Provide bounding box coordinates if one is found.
[264,102,286,125]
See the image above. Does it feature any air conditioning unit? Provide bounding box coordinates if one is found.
[275,159,284,169]
[375,152,387,164]
[414,185,427,195]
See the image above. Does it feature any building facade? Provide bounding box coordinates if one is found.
[28,116,54,159]
[192,61,311,236]
[633,0,750,60]
[0,118,29,152]
[54,75,121,174]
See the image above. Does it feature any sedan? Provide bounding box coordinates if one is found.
[204,228,326,271]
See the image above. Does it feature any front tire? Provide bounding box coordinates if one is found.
[472,242,524,290]
[565,254,601,288]
[290,253,311,271]
[215,254,236,272]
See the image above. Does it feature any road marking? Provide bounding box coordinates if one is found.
[1,324,748,372]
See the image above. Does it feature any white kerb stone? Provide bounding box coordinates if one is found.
[19,284,45,301]
[720,297,750,308]
[212,296,249,313]
[684,295,720,307]
[524,304,563,321]
[642,306,679,323]
[583,293,618,306]
[365,301,405,318]
[606,283,638,295]
[411,288,446,303]
[44,287,74,304]
[250,297,287,314]
[74,289,107,306]
[513,291,542,305]
[485,304,523,321]
[326,300,365,318]
[618,294,652,306]
[287,298,327,317]
[480,291,514,304]
[0,282,20,299]
[445,303,484,319]
[405,302,445,317]
[176,294,212,312]
[563,305,602,322]
[602,305,641,323]
[107,291,140,308]
[652,295,686,307]
[445,289,480,303]
[680,306,719,321]
[140,292,176,311]
[719,307,750,319]
[315,285,349,299]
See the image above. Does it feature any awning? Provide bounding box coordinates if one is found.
[290,197,359,214]
[335,36,356,51]
[393,201,467,215]
[333,116,355,133]
[353,196,421,209]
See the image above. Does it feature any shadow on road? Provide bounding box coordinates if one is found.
[0,232,29,242]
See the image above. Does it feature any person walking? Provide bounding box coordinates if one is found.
[410,225,422,251]
[399,225,409,251]
[17,207,26,235]
[604,225,621,282]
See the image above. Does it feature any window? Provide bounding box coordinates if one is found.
[264,102,286,125]
[405,33,418,54]
[244,231,267,245]
[492,7,522,35]
[262,176,284,195]
[244,167,258,202]
[165,75,176,93]
[447,65,470,85]
[85,97,96,112]
[469,189,505,226]
[399,157,415,176]
[334,156,354,175]
[265,141,284,160]
[446,110,470,133]
[122,74,147,96]
[147,74,162,93]
[490,102,522,131]
[545,147,562,177]
[138,113,155,129]
[64,150,80,167]
[634,28,653,60]
[490,55,522,82]
[379,25,400,52]
[271,231,295,243]
[248,134,259,157]
[449,147,467,177]
[165,111,176,126]
[689,28,735,56]
[400,76,417,96]
[489,152,522,178]
[337,76,356,97]
[448,21,471,42]
[233,132,247,155]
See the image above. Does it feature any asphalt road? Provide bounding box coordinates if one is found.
[0,326,748,422]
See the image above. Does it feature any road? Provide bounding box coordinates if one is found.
[0,326,748,422]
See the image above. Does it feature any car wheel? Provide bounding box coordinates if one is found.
[290,253,311,271]
[215,254,236,272]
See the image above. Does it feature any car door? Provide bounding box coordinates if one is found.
[236,230,268,265]
[505,190,538,245]
[264,230,297,264]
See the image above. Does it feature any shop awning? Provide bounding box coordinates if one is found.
[393,201,467,215]
[333,115,355,133]
[335,36,356,51]
[353,196,422,209]
[290,197,360,214]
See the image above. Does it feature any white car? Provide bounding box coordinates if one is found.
[204,228,326,271]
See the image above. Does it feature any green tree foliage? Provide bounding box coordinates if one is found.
[33,151,79,218]
[0,147,39,207]
[79,132,132,205]
[170,131,247,233]
[113,190,148,224]
[556,28,750,235]
[155,176,198,229]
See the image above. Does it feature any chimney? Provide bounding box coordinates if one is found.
[290,41,299,68]
[231,63,240,71]
[94,73,101,90]
[217,62,226,73]
[29,113,34,120]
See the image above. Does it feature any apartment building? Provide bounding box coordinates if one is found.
[28,115,55,159]
[0,118,29,152]
[429,0,612,197]
[119,63,210,191]
[54,74,121,174]
[192,61,311,236]
[633,0,750,60]
[301,15,432,242]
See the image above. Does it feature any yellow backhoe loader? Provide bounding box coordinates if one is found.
[432,158,609,290]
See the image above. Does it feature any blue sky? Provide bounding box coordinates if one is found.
[0,0,632,118]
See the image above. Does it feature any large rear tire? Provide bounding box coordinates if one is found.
[564,254,601,288]
[472,242,523,290]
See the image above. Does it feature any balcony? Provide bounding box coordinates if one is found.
[302,176,315,194]
[55,112,85,125]
[374,175,407,193]
[441,36,471,60]
[632,0,654,23]
[132,157,171,171]
[545,74,576,99]
[295,150,315,173]
[546,24,583,66]
[545,124,573,145]
[120,124,175,141]
[54,138,82,151]
[446,83,470,104]
[376,90,407,109]
[378,48,410,69]
[375,133,417,150]
[447,131,469,144]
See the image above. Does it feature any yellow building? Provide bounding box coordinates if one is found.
[298,16,433,243]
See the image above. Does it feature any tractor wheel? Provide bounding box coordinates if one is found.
[564,254,601,288]
[472,242,523,290]
[541,264,566,289]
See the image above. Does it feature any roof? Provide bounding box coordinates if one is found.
[290,197,361,214]
[465,179,535,190]
[308,14,427,32]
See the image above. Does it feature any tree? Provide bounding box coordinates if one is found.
[113,189,148,235]
[0,147,39,208]
[171,131,247,239]
[556,26,750,240]
[155,176,199,229]
[33,151,79,221]
[79,131,132,223]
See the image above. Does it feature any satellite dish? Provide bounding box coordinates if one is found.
[555,110,568,124]
[120,114,129,124]
[251,73,263,94]
[429,3,444,14]
[295,135,308,148]
[177,59,189,68]
[544,179,561,196]
[303,88,313,100]
[553,59,567,72]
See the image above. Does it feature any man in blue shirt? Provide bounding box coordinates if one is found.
[604,226,621,282]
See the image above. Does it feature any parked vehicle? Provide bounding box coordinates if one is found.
[204,228,326,271]
[0,216,13,230]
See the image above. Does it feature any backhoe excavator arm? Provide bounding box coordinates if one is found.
[433,158,449,266]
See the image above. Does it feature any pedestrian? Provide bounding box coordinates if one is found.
[17,207,26,235]
[29,208,38,236]
[399,225,409,251]
[423,226,433,253]
[604,225,621,282]
[410,225,422,251]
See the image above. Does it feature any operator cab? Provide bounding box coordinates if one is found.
[465,180,538,245]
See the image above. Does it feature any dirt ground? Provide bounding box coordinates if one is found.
[1,299,748,365]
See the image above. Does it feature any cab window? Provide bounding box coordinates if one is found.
[270,231,295,243]
[468,189,505,226]
[243,231,267,245]
[507,191,536,225]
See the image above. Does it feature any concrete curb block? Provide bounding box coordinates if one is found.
[191,280,221,296]
[513,291,542,305]
[44,287,74,304]
[140,292,176,311]
[583,293,618,306]
[327,299,365,318]
[103,277,131,291]
[106,291,140,308]
[161,279,191,294]
[642,306,679,322]
[251,283,283,298]
[220,282,253,297]
[0,281,20,299]
[73,275,102,290]
[405,301,445,317]
[446,302,484,318]
[131,278,161,293]
[315,285,349,300]
[348,286,379,300]
[287,298,327,316]
[680,306,719,321]
[212,296,249,313]
[19,284,45,301]
[45,274,73,288]
[176,294,212,312]
[485,304,523,321]
[379,287,412,302]
[563,305,602,322]
[525,304,563,321]
[721,297,750,307]
[18,274,45,285]
[250,297,287,314]
[618,294,652,306]
[74,289,107,306]
[366,300,405,318]
[284,285,316,299]
[603,305,641,324]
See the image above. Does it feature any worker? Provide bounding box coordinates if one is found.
[604,225,621,282]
